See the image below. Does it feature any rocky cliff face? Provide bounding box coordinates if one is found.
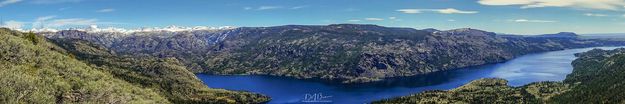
[43,24,625,83]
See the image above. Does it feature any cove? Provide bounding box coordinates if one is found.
[197,47,623,104]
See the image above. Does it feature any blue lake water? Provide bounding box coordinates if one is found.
[197,47,623,104]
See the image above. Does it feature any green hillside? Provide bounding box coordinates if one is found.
[374,48,625,104]
[372,78,570,104]
[50,38,270,103]
[0,28,269,103]
[550,48,625,103]
[0,29,169,103]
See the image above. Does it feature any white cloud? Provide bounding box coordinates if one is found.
[58,7,70,11]
[243,6,282,10]
[364,18,384,21]
[47,18,98,27]
[32,15,56,28]
[397,8,478,14]
[31,0,81,4]
[257,6,282,10]
[31,15,119,28]
[347,19,361,22]
[387,17,402,22]
[96,8,115,13]
[584,13,608,17]
[290,5,308,9]
[36,16,56,21]
[396,9,422,14]
[478,0,625,10]
[243,7,252,10]
[0,0,22,7]
[437,8,478,14]
[1,20,24,30]
[245,6,304,10]
[511,19,557,23]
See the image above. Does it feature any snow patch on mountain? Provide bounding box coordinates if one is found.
[22,25,237,33]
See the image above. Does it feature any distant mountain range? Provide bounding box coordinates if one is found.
[579,33,625,40]
[23,25,237,33]
[535,32,579,38]
[40,24,625,83]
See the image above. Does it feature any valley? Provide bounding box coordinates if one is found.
[199,47,623,104]
[4,0,625,103]
[3,24,625,104]
[41,24,625,83]
[374,48,625,104]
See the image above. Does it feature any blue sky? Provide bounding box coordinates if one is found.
[1,0,625,34]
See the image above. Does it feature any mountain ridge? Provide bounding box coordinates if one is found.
[41,24,625,83]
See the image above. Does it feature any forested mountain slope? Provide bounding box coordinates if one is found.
[43,24,625,83]
[50,39,270,103]
[0,28,169,103]
[0,28,270,104]
[374,48,625,104]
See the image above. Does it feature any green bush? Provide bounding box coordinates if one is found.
[23,32,39,45]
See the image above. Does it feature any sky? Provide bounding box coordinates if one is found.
[1,0,625,34]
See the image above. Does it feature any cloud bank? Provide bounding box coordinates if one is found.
[364,18,384,21]
[584,13,608,17]
[1,20,24,30]
[478,0,625,10]
[97,8,115,13]
[31,15,119,28]
[0,0,22,7]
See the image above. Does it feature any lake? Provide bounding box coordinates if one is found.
[197,47,623,104]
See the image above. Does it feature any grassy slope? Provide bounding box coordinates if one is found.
[0,28,270,103]
[0,29,169,103]
[372,78,569,104]
[51,38,270,103]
